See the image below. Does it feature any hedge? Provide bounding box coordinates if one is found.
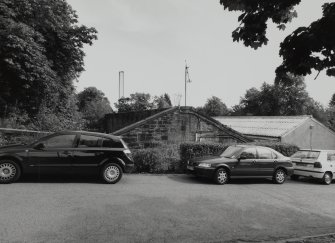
[132,144,181,173]
[179,141,300,170]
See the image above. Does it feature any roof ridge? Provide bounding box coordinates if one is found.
[112,107,178,135]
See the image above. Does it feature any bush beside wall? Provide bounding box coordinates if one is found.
[132,144,181,173]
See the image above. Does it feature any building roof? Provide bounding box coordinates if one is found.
[111,107,252,142]
[213,116,311,138]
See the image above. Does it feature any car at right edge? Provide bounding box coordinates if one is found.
[291,149,335,185]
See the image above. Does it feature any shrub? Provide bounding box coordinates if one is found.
[252,141,299,157]
[132,144,180,173]
[0,134,8,146]
[180,142,228,161]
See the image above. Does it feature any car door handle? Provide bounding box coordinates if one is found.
[61,151,73,156]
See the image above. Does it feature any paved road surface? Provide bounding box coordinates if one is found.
[1,174,335,243]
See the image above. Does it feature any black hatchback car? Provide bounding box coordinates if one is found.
[187,145,293,184]
[0,131,134,184]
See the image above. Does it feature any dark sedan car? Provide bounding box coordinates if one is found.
[0,131,134,184]
[187,145,293,184]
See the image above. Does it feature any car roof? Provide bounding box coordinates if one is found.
[53,131,121,140]
[233,144,274,149]
[298,149,335,152]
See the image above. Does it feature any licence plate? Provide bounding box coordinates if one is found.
[187,165,194,171]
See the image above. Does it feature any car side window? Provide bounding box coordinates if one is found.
[327,152,335,162]
[78,135,100,148]
[257,148,273,159]
[44,135,76,148]
[101,138,123,148]
[240,148,257,159]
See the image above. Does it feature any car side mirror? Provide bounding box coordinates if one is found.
[238,155,247,161]
[34,143,45,150]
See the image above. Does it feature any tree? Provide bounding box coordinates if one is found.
[235,75,314,116]
[115,93,154,112]
[219,1,335,78]
[329,93,335,107]
[77,87,113,129]
[201,96,230,116]
[0,0,97,125]
[153,93,172,109]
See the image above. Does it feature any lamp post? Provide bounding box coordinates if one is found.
[184,62,191,106]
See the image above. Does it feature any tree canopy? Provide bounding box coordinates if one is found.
[0,0,97,123]
[77,87,113,129]
[220,1,335,79]
[115,93,173,113]
[197,96,230,117]
[233,74,323,118]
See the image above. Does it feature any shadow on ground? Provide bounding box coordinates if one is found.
[18,173,102,184]
[168,174,280,185]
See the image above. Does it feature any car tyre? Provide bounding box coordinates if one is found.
[273,168,286,184]
[0,160,21,184]
[290,174,299,181]
[214,168,229,185]
[101,163,123,184]
[322,172,332,185]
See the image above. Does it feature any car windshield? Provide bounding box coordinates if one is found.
[291,150,320,159]
[221,146,243,158]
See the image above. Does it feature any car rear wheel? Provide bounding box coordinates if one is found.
[273,169,286,184]
[101,163,123,184]
[0,160,21,184]
[322,172,332,185]
[214,168,229,185]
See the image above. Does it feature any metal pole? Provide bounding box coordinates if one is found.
[185,64,187,106]
[119,72,121,99]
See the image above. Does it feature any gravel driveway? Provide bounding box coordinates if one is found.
[1,174,335,243]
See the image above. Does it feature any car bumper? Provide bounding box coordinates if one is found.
[124,164,135,173]
[187,165,215,178]
[286,167,294,176]
[293,168,324,179]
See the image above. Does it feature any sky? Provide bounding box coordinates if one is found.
[67,0,335,109]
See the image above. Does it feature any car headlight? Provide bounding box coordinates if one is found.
[198,163,211,168]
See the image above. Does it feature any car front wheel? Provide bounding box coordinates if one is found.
[273,169,286,184]
[322,172,332,185]
[214,168,229,185]
[0,160,21,184]
[101,163,123,184]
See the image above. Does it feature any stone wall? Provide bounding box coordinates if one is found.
[118,109,243,149]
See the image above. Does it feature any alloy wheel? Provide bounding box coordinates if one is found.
[104,165,120,182]
[274,169,286,184]
[0,163,17,182]
[216,169,228,185]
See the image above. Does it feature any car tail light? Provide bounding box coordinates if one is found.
[314,162,322,168]
[124,149,133,161]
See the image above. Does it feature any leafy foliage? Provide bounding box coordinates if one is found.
[77,87,113,130]
[233,74,324,118]
[153,93,172,109]
[220,0,300,49]
[197,96,230,116]
[220,1,335,77]
[0,0,97,130]
[329,93,335,107]
[115,93,172,112]
[132,144,180,173]
[277,3,335,77]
